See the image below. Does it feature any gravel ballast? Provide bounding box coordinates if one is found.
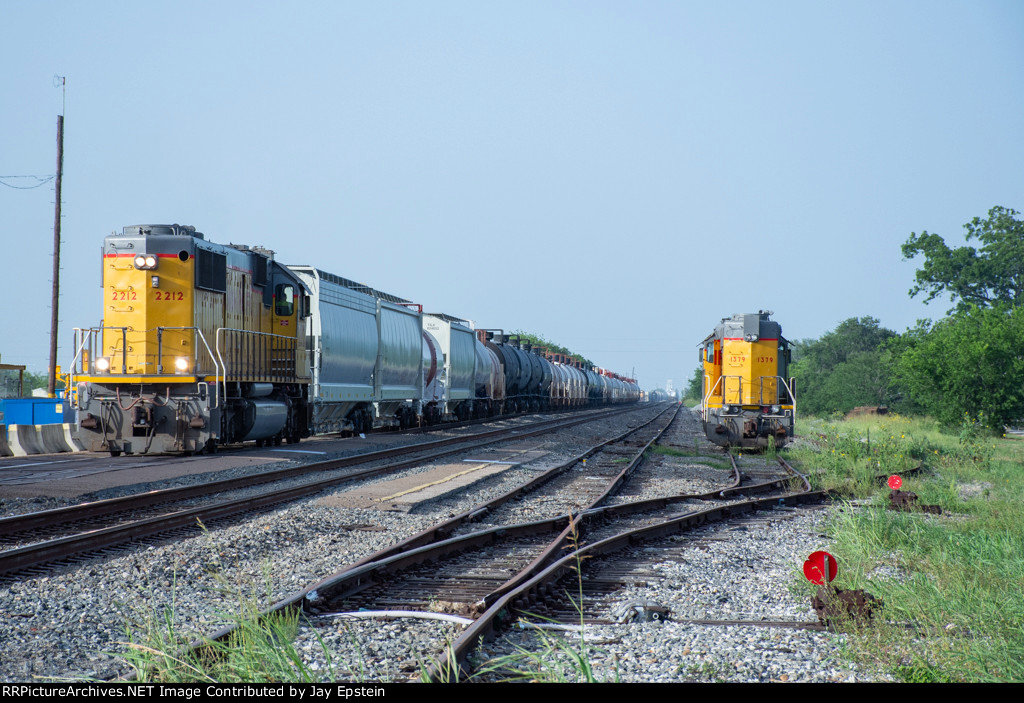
[0,405,888,683]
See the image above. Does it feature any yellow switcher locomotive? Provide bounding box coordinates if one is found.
[699,311,795,449]
[70,224,310,455]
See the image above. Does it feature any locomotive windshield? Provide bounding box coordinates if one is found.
[275,284,295,316]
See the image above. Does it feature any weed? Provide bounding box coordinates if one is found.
[114,530,339,682]
[788,414,1024,682]
[474,516,616,682]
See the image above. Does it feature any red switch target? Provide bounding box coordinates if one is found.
[888,475,902,490]
[803,550,838,585]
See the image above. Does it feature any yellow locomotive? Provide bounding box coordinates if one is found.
[699,311,795,449]
[69,224,310,455]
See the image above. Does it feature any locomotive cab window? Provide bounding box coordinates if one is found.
[275,284,295,316]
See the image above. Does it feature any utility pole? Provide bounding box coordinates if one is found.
[48,91,64,396]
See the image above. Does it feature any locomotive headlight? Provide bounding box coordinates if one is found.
[771,405,781,414]
[133,254,158,270]
[174,357,189,373]
[95,357,110,372]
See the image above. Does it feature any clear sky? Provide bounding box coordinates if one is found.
[2,1,1022,390]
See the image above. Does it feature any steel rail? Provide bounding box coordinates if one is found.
[0,405,644,539]
[117,403,800,682]
[166,402,681,673]
[428,487,827,681]
[198,404,679,627]
[0,404,661,577]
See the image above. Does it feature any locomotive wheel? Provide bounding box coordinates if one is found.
[273,434,283,446]
[110,449,122,457]
[205,438,218,454]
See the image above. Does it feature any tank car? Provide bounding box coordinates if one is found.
[70,224,643,454]
[70,225,310,455]
[698,311,795,449]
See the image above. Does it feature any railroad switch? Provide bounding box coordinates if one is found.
[612,601,671,623]
[887,489,942,514]
[811,586,881,631]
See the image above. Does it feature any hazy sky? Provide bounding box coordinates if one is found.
[2,1,1022,390]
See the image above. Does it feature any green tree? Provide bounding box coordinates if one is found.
[508,330,594,368]
[893,305,1024,429]
[902,206,1024,312]
[685,365,703,402]
[0,370,49,398]
[790,317,897,415]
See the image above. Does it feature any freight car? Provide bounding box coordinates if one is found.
[698,311,795,449]
[68,224,640,455]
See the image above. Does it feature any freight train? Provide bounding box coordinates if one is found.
[698,311,795,449]
[68,224,640,455]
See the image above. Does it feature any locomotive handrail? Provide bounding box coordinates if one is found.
[766,375,797,417]
[66,328,97,400]
[702,373,796,415]
[67,326,223,408]
[701,374,733,414]
[67,328,95,377]
[156,327,221,409]
[67,326,128,374]
[214,328,301,398]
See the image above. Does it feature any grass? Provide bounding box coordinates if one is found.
[788,413,1024,682]
[649,444,733,470]
[114,531,341,683]
[117,591,337,682]
[472,518,617,683]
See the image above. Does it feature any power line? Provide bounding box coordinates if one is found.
[0,175,55,189]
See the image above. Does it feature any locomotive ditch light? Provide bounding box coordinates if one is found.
[175,357,189,373]
[95,357,110,372]
[771,405,781,414]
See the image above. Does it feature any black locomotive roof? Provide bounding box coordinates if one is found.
[700,311,787,344]
[120,224,204,239]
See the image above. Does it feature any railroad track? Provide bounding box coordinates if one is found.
[114,404,822,683]
[0,403,664,580]
[430,455,821,681]
[207,403,811,681]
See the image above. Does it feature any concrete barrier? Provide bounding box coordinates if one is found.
[0,425,12,457]
[8,424,43,456]
[39,424,73,453]
[63,423,85,452]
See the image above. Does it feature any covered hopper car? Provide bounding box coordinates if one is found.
[69,224,641,455]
